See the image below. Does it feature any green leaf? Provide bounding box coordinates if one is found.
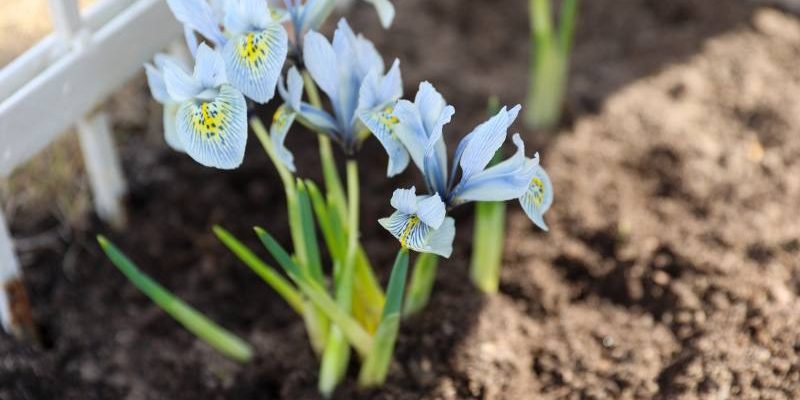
[297,180,324,283]
[254,227,373,357]
[358,248,409,387]
[97,235,253,362]
[212,226,304,314]
[404,253,439,317]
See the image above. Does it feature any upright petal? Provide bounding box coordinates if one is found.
[392,99,427,170]
[176,85,248,169]
[285,66,304,111]
[303,30,339,100]
[416,194,445,229]
[144,63,169,104]
[223,23,288,103]
[194,43,228,89]
[299,0,335,32]
[270,104,297,172]
[451,134,537,203]
[458,105,521,182]
[163,61,202,102]
[389,187,417,215]
[519,166,553,231]
[166,0,226,45]
[362,0,395,28]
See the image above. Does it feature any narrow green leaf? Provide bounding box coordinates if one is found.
[212,226,304,314]
[254,227,373,357]
[97,235,253,362]
[404,253,439,317]
[305,180,345,263]
[297,180,324,283]
[358,248,409,387]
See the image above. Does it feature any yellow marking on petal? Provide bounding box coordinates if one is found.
[237,32,271,72]
[380,106,399,126]
[191,101,228,142]
[272,106,289,129]
[399,215,420,249]
[529,177,545,206]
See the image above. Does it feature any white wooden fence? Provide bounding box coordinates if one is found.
[0,0,181,338]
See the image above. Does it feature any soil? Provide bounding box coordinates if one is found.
[2,0,800,399]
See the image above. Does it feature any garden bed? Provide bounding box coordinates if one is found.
[2,0,800,398]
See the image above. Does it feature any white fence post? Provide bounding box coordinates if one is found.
[50,0,127,226]
[0,0,182,338]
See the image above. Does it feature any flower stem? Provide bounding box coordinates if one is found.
[525,0,579,130]
[470,200,507,293]
[403,253,439,317]
[319,160,360,395]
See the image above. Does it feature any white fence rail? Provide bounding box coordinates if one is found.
[0,0,181,338]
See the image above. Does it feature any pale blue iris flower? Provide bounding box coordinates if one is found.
[272,19,404,175]
[157,44,248,169]
[144,54,188,152]
[378,187,455,258]
[378,82,552,252]
[166,0,288,103]
[393,82,541,207]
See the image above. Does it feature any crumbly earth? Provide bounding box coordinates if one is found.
[2,1,800,399]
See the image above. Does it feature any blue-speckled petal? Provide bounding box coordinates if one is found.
[519,166,553,231]
[359,107,409,177]
[270,104,297,172]
[378,212,454,258]
[223,23,288,103]
[176,84,248,169]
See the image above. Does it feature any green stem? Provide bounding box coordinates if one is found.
[470,201,507,293]
[403,253,439,317]
[97,236,253,362]
[318,160,360,396]
[251,117,329,354]
[525,0,577,130]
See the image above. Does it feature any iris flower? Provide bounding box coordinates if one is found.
[378,187,455,257]
[272,19,405,175]
[153,43,248,169]
[144,54,188,152]
[377,82,553,253]
[166,0,288,103]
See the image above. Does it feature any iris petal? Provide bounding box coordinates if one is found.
[176,85,248,169]
[166,0,226,45]
[458,105,521,182]
[378,212,454,258]
[303,30,339,100]
[452,134,537,203]
[270,104,297,172]
[163,102,184,152]
[223,23,288,103]
[519,166,553,231]
[362,0,395,28]
[359,107,409,177]
[416,194,445,229]
[389,187,417,215]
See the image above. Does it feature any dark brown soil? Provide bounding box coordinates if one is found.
[3,0,800,399]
